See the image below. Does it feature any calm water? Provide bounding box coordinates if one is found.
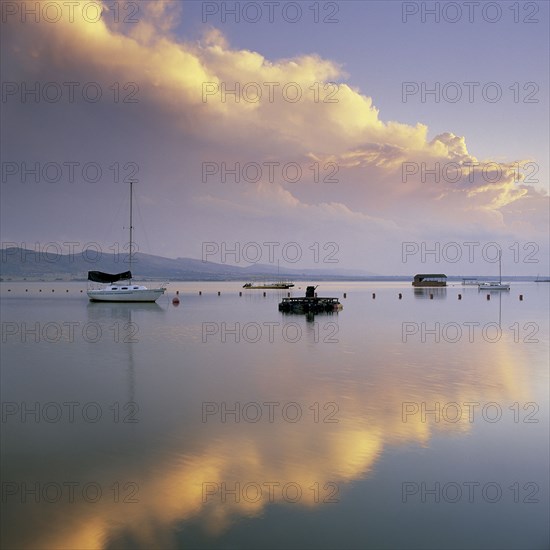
[1,281,549,550]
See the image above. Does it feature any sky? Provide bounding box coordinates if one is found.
[1,0,549,275]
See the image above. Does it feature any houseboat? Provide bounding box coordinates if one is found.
[412,274,447,287]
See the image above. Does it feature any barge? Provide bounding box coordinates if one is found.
[278,286,343,314]
[243,282,294,289]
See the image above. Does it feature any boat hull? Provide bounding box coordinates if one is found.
[87,288,166,302]
[477,283,510,291]
[279,297,342,313]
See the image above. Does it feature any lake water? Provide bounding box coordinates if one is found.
[1,281,548,549]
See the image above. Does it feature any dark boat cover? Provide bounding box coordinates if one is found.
[88,271,132,283]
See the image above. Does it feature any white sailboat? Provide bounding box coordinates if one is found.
[87,182,167,302]
[478,251,510,291]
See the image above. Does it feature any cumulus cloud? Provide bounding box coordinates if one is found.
[1,0,547,272]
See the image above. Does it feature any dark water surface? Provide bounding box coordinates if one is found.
[1,281,548,549]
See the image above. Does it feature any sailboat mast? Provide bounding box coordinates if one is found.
[129,181,133,278]
[499,250,502,284]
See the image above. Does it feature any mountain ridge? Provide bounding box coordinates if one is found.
[0,247,378,280]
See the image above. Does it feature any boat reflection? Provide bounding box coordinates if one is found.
[413,287,447,299]
[279,310,340,323]
[86,301,165,318]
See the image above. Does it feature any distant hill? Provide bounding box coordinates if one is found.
[0,247,378,281]
[1,247,543,282]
